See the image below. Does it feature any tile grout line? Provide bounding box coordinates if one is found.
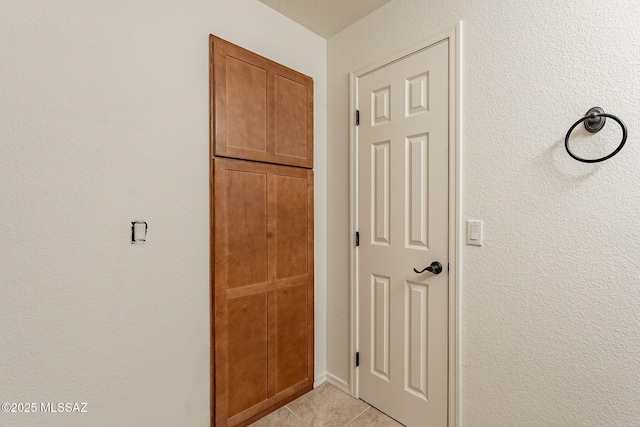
[343,405,372,427]
[284,404,311,426]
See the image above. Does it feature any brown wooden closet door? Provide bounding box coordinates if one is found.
[210,36,313,169]
[213,158,314,426]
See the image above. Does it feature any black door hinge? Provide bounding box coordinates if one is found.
[356,231,359,247]
[356,109,360,126]
[356,352,360,367]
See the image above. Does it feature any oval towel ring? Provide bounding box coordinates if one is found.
[565,108,627,163]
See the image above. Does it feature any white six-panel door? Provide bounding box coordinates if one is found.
[356,39,449,427]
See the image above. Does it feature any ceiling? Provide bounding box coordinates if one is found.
[259,0,390,38]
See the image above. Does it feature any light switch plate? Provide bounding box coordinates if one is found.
[467,220,483,246]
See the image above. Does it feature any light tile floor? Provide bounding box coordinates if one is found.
[249,383,404,427]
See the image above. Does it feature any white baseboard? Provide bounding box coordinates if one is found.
[325,372,350,395]
[314,372,327,388]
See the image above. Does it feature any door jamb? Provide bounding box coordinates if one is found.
[348,22,462,427]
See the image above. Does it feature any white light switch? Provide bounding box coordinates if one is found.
[467,220,483,246]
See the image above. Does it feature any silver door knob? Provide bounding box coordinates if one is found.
[413,261,443,275]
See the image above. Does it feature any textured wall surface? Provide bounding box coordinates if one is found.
[0,1,326,425]
[327,0,640,425]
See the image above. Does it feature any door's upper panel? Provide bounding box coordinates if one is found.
[211,36,314,169]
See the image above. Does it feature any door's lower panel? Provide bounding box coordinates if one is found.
[213,158,314,426]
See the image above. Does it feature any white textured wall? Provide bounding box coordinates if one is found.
[0,1,326,426]
[327,0,640,425]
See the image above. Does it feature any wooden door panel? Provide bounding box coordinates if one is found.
[225,169,268,288]
[225,56,267,153]
[211,35,313,168]
[227,293,268,417]
[271,174,310,280]
[275,282,310,392]
[274,74,311,160]
[213,158,313,426]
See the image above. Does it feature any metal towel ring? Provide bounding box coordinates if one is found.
[565,107,627,163]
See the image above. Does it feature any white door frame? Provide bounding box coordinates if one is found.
[349,23,462,426]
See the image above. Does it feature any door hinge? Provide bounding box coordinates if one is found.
[355,231,359,247]
[356,352,360,367]
[356,109,360,126]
